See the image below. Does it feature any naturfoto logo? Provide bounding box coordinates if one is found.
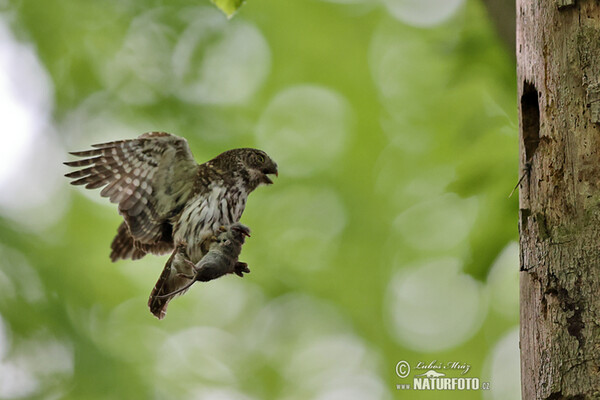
[395,360,490,391]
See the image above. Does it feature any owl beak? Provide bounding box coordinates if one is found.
[262,165,278,185]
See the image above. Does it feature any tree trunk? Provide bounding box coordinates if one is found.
[518,1,600,398]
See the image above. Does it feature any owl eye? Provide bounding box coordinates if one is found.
[256,154,266,163]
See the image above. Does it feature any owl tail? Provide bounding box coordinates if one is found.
[148,246,194,319]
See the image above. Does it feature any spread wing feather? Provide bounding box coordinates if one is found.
[65,132,199,251]
[110,222,173,261]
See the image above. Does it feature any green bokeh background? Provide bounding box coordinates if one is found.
[0,0,519,399]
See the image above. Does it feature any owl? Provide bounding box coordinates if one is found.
[65,132,277,319]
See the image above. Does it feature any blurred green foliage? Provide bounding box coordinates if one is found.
[0,0,519,399]
[211,0,246,17]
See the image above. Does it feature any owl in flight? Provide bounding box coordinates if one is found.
[64,132,278,319]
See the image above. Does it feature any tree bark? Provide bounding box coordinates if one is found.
[518,1,600,398]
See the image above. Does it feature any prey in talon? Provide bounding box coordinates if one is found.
[157,223,251,299]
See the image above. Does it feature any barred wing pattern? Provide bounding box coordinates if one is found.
[109,221,174,261]
[64,132,199,259]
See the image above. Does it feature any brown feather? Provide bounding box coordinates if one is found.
[110,221,174,262]
[68,149,104,157]
[63,156,104,167]
[148,247,182,319]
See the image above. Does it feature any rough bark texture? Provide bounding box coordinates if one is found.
[518,1,600,399]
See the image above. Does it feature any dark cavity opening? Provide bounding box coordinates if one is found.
[521,81,540,161]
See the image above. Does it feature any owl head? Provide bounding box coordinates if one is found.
[211,148,278,189]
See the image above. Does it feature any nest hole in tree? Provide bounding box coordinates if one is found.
[521,81,540,161]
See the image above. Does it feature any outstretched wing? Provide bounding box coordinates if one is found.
[65,132,198,247]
